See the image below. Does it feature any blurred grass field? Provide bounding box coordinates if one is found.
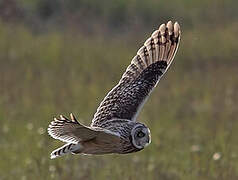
[0,0,238,180]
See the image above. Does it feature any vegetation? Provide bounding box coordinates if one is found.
[0,0,238,179]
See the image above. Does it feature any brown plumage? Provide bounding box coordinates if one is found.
[48,21,181,159]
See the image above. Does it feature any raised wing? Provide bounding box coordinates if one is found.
[91,21,181,127]
[48,113,121,144]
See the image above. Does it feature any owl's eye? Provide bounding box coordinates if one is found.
[137,131,145,138]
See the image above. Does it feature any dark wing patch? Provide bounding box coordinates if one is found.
[92,61,167,127]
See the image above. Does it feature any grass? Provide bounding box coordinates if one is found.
[0,21,238,180]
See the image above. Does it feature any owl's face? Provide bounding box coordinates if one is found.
[131,123,151,149]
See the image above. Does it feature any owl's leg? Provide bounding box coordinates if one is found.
[50,143,83,159]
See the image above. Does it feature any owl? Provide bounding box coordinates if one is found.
[48,21,181,159]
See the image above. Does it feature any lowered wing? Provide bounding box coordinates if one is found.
[48,113,121,144]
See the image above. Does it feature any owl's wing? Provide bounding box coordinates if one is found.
[91,21,181,127]
[48,113,121,144]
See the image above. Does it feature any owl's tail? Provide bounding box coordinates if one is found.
[50,143,82,159]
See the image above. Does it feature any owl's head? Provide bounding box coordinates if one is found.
[131,123,151,149]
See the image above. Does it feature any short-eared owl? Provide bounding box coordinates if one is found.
[48,21,181,159]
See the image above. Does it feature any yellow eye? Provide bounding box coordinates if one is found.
[137,131,145,138]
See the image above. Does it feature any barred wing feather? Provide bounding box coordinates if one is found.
[48,114,121,144]
[91,21,181,127]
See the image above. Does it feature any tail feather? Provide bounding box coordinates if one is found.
[50,143,82,159]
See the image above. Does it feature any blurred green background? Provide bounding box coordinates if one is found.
[0,0,238,179]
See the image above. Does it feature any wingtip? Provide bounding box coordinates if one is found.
[70,113,78,123]
[60,115,67,120]
[159,23,166,35]
[70,113,74,119]
[174,22,181,37]
[166,21,173,35]
[174,21,180,26]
